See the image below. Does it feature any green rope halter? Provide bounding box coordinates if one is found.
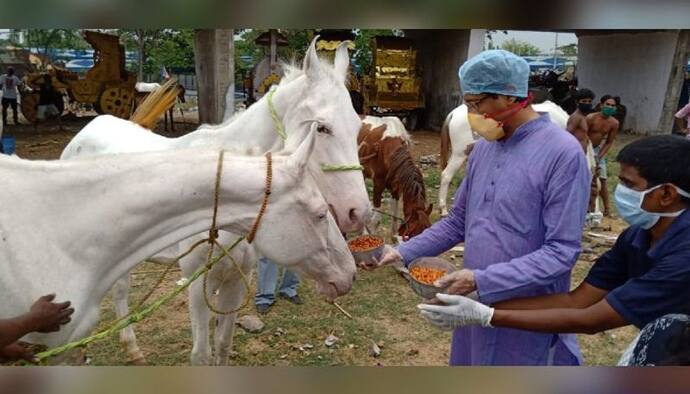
[267,86,363,172]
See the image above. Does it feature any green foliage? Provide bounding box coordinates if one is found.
[18,29,89,55]
[500,38,541,56]
[147,29,195,72]
[352,29,400,75]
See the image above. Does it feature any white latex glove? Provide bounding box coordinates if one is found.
[417,293,494,330]
[359,244,402,271]
[434,269,476,295]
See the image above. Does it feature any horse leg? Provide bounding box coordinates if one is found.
[390,198,399,237]
[213,251,253,365]
[169,108,175,132]
[111,274,146,365]
[368,179,385,231]
[439,154,466,216]
[186,261,216,365]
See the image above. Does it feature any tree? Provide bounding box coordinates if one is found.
[500,38,540,56]
[352,29,400,75]
[21,29,88,64]
[119,29,163,80]
[558,43,577,56]
[147,29,195,72]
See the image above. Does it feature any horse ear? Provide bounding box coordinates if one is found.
[333,41,350,82]
[303,36,322,81]
[287,122,318,177]
[426,203,433,215]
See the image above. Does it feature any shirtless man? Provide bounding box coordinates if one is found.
[566,88,595,152]
[587,96,620,216]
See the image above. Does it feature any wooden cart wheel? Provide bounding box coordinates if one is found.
[20,92,39,123]
[98,87,134,119]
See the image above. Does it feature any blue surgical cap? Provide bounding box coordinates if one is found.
[459,49,529,97]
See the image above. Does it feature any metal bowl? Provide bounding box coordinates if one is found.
[348,235,385,264]
[405,257,457,299]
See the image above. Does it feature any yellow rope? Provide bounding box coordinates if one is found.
[200,150,256,315]
[321,164,364,172]
[34,236,245,362]
[33,151,250,362]
[266,87,287,140]
[267,86,363,173]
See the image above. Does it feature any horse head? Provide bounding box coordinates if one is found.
[277,37,370,233]
[399,203,433,238]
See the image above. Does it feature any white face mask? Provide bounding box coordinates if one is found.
[614,183,690,229]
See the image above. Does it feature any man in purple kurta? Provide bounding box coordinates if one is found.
[366,50,590,365]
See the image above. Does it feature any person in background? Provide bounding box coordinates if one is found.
[566,88,595,152]
[587,96,620,217]
[254,259,302,314]
[0,67,22,126]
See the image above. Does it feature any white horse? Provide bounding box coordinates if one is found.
[61,38,368,365]
[438,101,599,217]
[0,130,356,362]
[64,39,368,232]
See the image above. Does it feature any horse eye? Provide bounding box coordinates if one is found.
[317,125,332,135]
[318,212,327,220]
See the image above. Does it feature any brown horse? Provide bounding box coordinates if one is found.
[358,122,432,239]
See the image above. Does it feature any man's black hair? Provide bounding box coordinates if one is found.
[600,94,613,104]
[617,135,690,204]
[575,88,595,101]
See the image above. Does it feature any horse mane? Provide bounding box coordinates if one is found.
[130,78,180,130]
[385,145,426,207]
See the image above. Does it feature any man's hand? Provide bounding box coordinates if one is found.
[0,342,36,363]
[25,294,74,333]
[358,245,402,271]
[417,293,494,330]
[435,269,476,295]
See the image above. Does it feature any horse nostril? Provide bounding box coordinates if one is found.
[349,208,359,222]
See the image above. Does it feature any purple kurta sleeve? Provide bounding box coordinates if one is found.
[397,176,469,266]
[473,147,590,305]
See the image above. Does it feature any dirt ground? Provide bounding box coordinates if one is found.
[6,114,641,366]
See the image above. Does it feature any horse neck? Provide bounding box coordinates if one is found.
[8,152,265,292]
[175,79,304,152]
[385,145,427,214]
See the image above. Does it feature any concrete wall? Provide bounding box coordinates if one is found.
[578,31,680,133]
[194,29,234,124]
[405,29,472,130]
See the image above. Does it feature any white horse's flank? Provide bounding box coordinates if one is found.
[438,101,598,217]
[61,38,368,365]
[0,132,355,357]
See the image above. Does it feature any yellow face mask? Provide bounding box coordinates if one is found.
[467,112,505,141]
[466,94,533,142]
